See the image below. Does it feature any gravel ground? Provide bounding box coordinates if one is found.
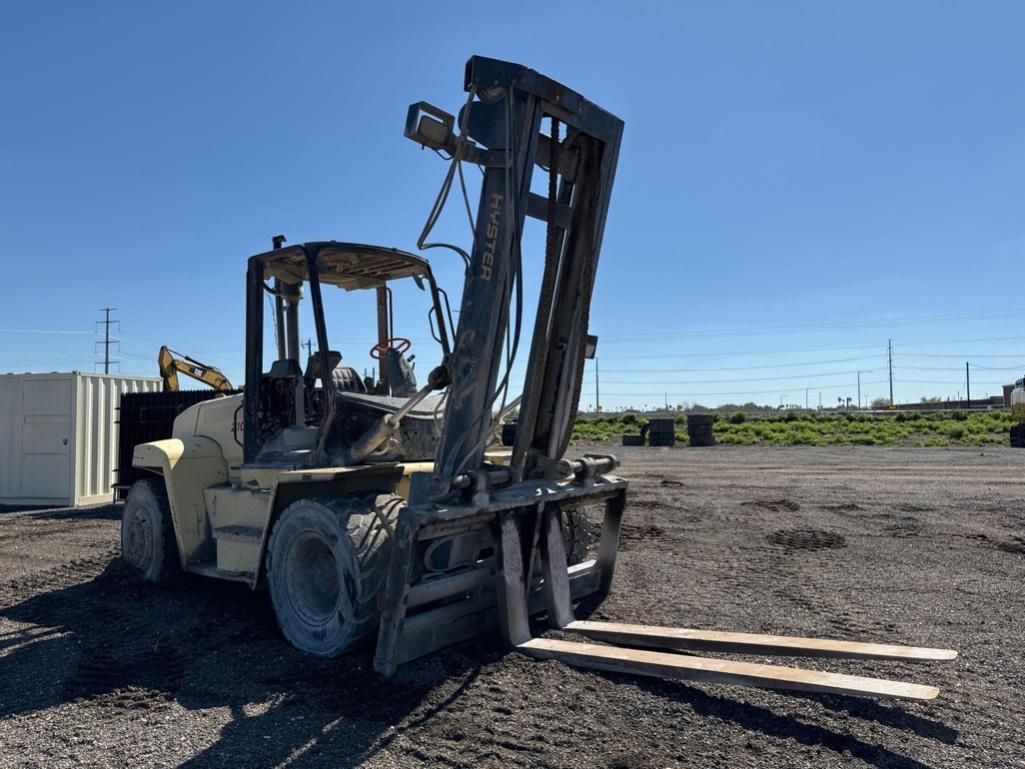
[1,445,1022,768]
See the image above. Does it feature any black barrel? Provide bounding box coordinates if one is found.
[646,418,676,447]
[687,413,716,447]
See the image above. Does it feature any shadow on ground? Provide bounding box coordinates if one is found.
[629,677,956,769]
[0,556,958,768]
[0,558,491,767]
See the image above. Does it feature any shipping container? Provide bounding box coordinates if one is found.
[0,372,161,507]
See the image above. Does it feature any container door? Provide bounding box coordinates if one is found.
[0,378,23,497]
[20,378,72,501]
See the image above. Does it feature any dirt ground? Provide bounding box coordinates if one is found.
[1,445,1023,769]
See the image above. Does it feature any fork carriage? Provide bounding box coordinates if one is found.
[373,455,954,700]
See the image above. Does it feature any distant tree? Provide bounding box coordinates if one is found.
[920,396,943,403]
[870,397,891,409]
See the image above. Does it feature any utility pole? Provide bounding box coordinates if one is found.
[805,387,809,410]
[96,308,119,374]
[304,338,313,359]
[966,362,970,409]
[888,339,894,406]
[595,356,600,413]
[857,370,872,410]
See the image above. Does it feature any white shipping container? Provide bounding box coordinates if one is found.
[0,372,161,507]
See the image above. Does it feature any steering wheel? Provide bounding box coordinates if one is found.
[369,337,412,360]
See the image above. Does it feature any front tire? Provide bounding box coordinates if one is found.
[265,494,401,657]
[121,478,181,583]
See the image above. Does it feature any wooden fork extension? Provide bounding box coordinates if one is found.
[493,504,957,702]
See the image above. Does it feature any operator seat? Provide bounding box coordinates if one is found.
[382,349,418,397]
[331,365,367,393]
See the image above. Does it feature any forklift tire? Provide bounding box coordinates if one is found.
[564,507,590,565]
[265,493,401,657]
[120,478,181,584]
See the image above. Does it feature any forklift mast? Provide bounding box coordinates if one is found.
[407,56,624,494]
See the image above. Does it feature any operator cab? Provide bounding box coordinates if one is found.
[244,240,453,467]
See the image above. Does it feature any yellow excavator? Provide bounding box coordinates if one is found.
[157,346,232,392]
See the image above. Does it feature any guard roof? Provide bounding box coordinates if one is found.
[250,241,431,290]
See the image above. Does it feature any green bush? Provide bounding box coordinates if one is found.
[571,409,1014,447]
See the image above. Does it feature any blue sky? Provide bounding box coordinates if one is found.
[1,1,1023,409]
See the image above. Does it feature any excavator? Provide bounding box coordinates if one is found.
[120,56,955,702]
[157,346,233,392]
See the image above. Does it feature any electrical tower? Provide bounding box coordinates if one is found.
[95,308,120,374]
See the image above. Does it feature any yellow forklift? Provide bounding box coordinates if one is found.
[121,55,955,700]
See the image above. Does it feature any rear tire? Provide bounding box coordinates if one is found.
[265,493,402,657]
[121,478,181,583]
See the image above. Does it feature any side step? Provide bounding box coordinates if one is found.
[518,637,941,701]
[562,620,958,662]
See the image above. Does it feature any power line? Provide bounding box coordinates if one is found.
[899,335,1025,347]
[0,327,93,335]
[582,368,881,385]
[597,379,890,398]
[600,309,1025,342]
[899,363,1025,371]
[968,362,1025,371]
[598,354,885,374]
[896,352,1025,359]
[600,335,1025,361]
[895,379,1005,386]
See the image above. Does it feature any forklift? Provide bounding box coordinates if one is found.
[121,55,955,699]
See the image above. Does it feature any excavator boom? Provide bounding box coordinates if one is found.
[157,345,232,392]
